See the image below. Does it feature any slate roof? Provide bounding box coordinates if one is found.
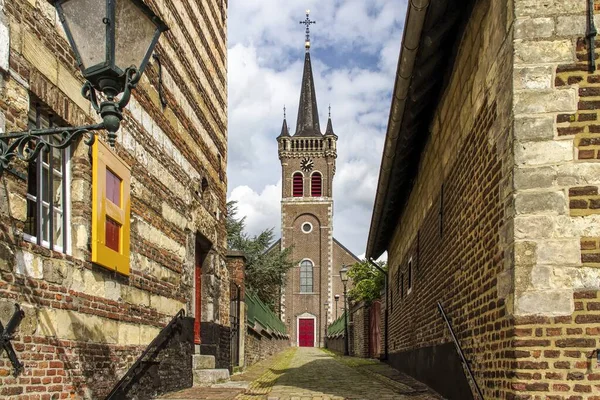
[294,52,322,137]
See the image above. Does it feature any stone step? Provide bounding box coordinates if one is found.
[193,368,230,386]
[193,354,216,370]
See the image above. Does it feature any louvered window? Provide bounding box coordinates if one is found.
[311,172,322,197]
[293,173,303,197]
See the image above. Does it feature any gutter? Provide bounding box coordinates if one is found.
[368,258,388,360]
[366,0,430,259]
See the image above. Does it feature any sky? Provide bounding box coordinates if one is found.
[226,0,407,258]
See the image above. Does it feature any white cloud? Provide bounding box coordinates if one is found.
[228,181,282,237]
[227,1,407,255]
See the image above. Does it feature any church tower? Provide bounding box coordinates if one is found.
[276,11,357,348]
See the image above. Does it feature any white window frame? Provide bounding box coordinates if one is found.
[299,258,314,293]
[301,222,313,234]
[23,103,71,255]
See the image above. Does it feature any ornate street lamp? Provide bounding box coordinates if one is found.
[340,265,349,356]
[0,0,168,176]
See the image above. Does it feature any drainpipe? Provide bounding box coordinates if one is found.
[368,258,388,361]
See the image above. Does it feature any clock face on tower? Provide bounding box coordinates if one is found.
[300,157,314,172]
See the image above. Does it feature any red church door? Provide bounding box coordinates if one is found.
[298,319,314,347]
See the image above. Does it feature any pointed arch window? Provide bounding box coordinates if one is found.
[293,172,303,197]
[311,172,322,197]
[300,260,313,293]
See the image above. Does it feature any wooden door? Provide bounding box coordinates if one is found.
[298,318,314,347]
[369,301,381,358]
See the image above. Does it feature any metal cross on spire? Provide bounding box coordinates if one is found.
[300,10,316,51]
[284,105,287,119]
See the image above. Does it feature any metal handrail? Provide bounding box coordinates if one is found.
[105,309,186,400]
[437,302,484,400]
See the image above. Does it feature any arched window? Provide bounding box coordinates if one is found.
[311,172,322,197]
[293,173,303,197]
[300,260,313,293]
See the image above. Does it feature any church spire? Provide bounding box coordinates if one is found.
[278,105,290,138]
[295,10,321,137]
[325,105,337,138]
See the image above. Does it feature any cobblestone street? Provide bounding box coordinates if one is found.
[160,348,444,400]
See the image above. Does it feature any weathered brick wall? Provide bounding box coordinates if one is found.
[509,0,600,397]
[350,303,369,358]
[244,327,289,368]
[385,0,514,398]
[325,335,345,355]
[0,0,228,398]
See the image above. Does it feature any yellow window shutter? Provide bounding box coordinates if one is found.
[92,139,131,275]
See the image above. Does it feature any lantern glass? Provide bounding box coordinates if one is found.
[114,0,158,74]
[61,0,107,70]
[339,266,348,283]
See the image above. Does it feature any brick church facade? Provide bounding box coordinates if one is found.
[368,0,600,399]
[273,24,359,348]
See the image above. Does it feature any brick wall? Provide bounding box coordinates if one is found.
[384,0,600,399]
[0,0,228,398]
[508,0,600,398]
[350,303,369,358]
[244,326,289,368]
[384,0,514,398]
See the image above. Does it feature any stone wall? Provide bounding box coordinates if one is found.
[244,325,289,368]
[350,303,369,359]
[114,316,195,399]
[508,0,600,397]
[326,335,345,355]
[385,0,514,398]
[0,0,228,398]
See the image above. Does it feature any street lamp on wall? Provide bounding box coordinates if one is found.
[334,294,340,319]
[0,0,168,176]
[340,265,349,356]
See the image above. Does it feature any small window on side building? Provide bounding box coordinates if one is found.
[24,101,71,254]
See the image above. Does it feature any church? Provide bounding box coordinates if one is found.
[272,12,360,348]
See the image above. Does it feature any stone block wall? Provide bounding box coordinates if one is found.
[508,0,600,397]
[0,0,228,398]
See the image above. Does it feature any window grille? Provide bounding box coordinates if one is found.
[293,172,303,197]
[24,102,71,253]
[300,260,313,293]
[311,172,322,197]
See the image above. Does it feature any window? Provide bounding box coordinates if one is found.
[300,260,313,293]
[408,259,413,293]
[311,172,322,197]
[293,172,303,197]
[400,274,404,298]
[24,103,71,253]
[301,222,312,233]
[92,139,131,275]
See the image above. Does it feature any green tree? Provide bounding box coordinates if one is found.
[347,260,387,304]
[226,201,294,307]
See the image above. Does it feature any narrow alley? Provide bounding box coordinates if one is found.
[160,348,444,400]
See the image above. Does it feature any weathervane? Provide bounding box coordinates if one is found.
[329,104,331,118]
[284,105,287,119]
[300,10,316,51]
